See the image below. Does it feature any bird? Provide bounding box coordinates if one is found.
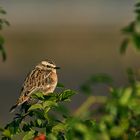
[10,59,60,113]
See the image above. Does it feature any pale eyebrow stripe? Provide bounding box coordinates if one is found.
[41,61,48,65]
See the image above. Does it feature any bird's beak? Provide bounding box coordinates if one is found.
[54,66,60,69]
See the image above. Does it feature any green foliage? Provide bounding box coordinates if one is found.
[120,1,140,54]
[0,89,78,140]
[0,7,9,61]
[1,74,140,140]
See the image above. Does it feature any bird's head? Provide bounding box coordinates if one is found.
[36,59,60,72]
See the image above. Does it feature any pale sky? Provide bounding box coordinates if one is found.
[0,0,134,25]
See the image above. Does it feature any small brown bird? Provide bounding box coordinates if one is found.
[10,59,60,112]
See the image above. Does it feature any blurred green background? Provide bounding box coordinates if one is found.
[0,0,137,125]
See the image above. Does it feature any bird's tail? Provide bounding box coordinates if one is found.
[9,104,18,113]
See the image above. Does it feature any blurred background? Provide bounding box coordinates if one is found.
[0,0,138,125]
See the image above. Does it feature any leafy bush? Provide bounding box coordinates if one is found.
[120,1,140,54]
[1,73,140,140]
[0,7,9,61]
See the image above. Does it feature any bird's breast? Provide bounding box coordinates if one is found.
[48,71,57,84]
[43,71,58,94]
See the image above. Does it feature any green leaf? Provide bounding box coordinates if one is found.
[22,123,31,132]
[122,22,135,34]
[132,33,140,49]
[120,38,129,54]
[0,7,6,14]
[129,100,140,115]
[110,126,125,138]
[2,129,11,138]
[3,19,10,26]
[4,118,22,136]
[135,131,140,137]
[33,119,44,127]
[0,19,10,29]
[23,130,35,140]
[52,123,65,134]
[43,101,58,108]
[0,45,6,61]
[58,90,76,101]
[119,87,132,106]
[44,93,57,101]
[0,36,5,44]
[0,36,6,61]
[47,133,57,140]
[44,108,50,119]
[31,92,44,100]
[0,127,4,132]
[32,110,45,120]
[135,2,140,7]
[54,104,70,116]
[135,10,140,15]
[28,104,42,111]
[36,119,42,127]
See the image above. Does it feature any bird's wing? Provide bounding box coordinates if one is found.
[17,68,51,105]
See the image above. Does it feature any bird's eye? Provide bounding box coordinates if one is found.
[47,65,52,68]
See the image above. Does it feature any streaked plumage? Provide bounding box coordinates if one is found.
[10,59,60,112]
